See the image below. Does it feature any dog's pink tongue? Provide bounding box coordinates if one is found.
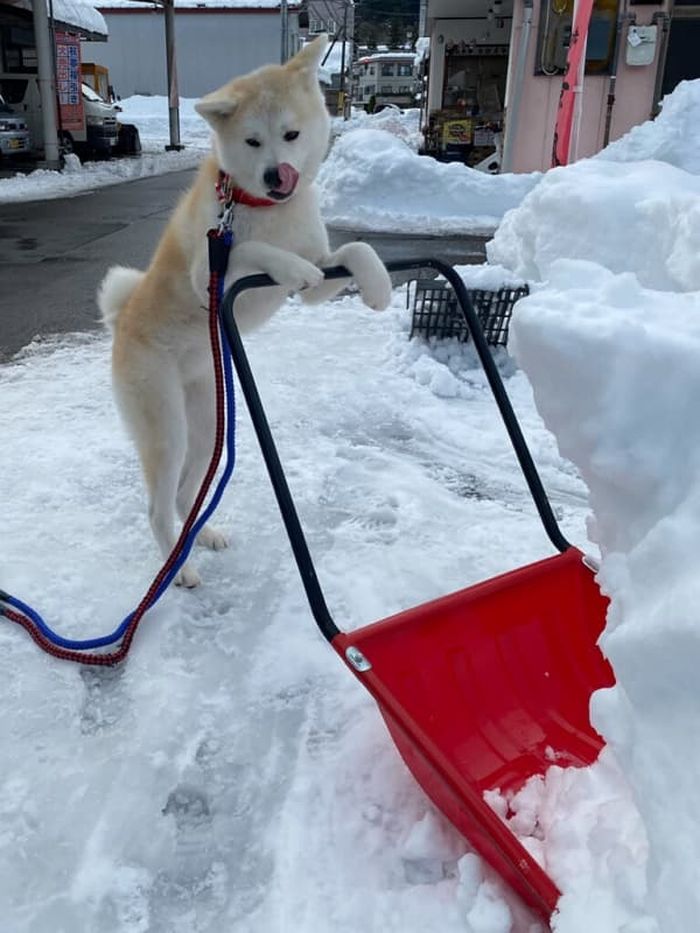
[276,162,299,196]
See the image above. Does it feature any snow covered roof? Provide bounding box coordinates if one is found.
[5,0,107,38]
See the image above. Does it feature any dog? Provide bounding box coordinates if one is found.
[97,35,392,587]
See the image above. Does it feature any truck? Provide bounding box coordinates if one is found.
[0,73,120,159]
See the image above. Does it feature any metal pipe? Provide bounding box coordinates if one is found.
[164,0,182,150]
[650,6,673,117]
[281,0,289,63]
[602,2,629,148]
[501,0,533,173]
[31,0,61,168]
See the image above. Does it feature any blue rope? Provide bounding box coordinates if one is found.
[0,268,236,651]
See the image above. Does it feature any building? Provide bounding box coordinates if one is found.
[420,0,699,173]
[353,50,416,110]
[83,0,301,99]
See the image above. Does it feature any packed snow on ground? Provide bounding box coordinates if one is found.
[0,263,592,932]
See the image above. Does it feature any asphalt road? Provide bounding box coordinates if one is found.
[0,168,488,361]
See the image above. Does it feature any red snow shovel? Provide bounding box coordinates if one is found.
[220,259,614,925]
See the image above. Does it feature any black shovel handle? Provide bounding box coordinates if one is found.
[219,258,571,643]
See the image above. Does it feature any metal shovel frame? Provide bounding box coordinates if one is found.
[220,258,570,644]
[219,259,607,924]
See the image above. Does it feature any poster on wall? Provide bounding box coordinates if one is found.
[55,32,84,133]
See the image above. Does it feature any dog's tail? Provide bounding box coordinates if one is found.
[98,266,145,331]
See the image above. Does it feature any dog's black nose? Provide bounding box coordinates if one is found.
[263,166,282,189]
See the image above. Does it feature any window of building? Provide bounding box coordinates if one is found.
[381,63,395,76]
[1,26,37,73]
[381,85,393,94]
[397,63,413,76]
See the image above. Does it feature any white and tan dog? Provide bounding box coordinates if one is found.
[98,36,391,587]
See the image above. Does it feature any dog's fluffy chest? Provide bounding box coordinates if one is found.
[229,186,328,263]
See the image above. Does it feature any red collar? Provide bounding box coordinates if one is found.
[217,171,277,208]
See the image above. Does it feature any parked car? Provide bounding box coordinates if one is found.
[0,93,30,160]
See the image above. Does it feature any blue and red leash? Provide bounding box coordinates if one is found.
[0,203,237,666]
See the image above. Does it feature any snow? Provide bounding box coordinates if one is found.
[317,129,540,234]
[54,0,107,35]
[3,68,700,933]
[0,270,589,932]
[488,159,700,291]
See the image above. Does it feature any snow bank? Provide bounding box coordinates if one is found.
[510,259,700,931]
[331,107,422,150]
[488,158,700,291]
[596,79,700,175]
[318,129,540,234]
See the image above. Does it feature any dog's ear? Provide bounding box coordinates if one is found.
[195,90,240,127]
[286,33,329,80]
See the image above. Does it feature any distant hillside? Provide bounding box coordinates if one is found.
[354,0,420,48]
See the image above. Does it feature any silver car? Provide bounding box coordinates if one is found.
[0,93,30,158]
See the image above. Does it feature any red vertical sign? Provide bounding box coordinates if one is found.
[55,32,84,133]
[551,0,594,167]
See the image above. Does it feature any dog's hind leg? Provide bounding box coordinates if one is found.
[114,357,202,588]
[176,375,229,552]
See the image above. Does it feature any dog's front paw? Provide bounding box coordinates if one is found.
[359,265,393,311]
[175,562,202,588]
[271,255,324,292]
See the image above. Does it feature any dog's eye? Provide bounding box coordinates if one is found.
[284,130,300,142]
[245,138,261,148]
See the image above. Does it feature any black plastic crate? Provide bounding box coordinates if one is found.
[409,278,530,347]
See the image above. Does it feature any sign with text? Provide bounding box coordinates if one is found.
[55,32,84,133]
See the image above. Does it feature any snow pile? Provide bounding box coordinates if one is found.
[318,129,540,234]
[488,159,700,291]
[511,258,700,931]
[596,79,700,175]
[331,107,422,150]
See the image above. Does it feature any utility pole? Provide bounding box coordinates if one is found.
[163,0,182,150]
[281,0,289,63]
[31,0,61,168]
[339,2,348,115]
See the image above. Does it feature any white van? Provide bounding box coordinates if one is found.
[0,74,119,157]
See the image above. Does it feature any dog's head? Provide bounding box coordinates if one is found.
[195,36,331,203]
